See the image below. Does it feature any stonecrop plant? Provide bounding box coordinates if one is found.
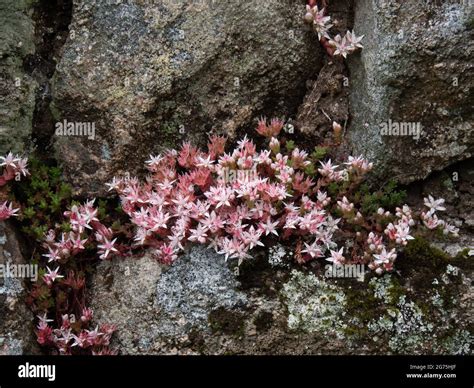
[3,155,119,354]
[304,0,364,58]
[0,117,458,354]
[105,119,458,274]
[0,152,29,220]
[31,198,119,355]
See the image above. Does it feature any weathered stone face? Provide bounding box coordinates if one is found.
[89,246,249,354]
[52,0,322,196]
[88,243,472,355]
[0,0,38,154]
[0,222,40,355]
[348,0,473,184]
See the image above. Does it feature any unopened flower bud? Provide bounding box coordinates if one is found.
[269,137,280,153]
[304,12,314,24]
[332,121,342,143]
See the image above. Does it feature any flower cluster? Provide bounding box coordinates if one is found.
[422,195,459,236]
[109,123,369,266]
[107,120,458,276]
[36,311,117,355]
[365,199,457,274]
[42,199,118,267]
[33,199,119,354]
[7,119,459,355]
[256,117,284,138]
[330,30,364,58]
[304,4,332,40]
[0,152,29,220]
[304,3,364,58]
[327,194,458,275]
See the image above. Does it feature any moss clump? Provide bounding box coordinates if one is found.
[188,329,206,353]
[396,238,461,313]
[254,311,274,332]
[451,248,473,271]
[343,286,379,338]
[385,276,406,305]
[345,284,379,322]
[208,307,246,337]
[402,237,450,269]
[236,254,279,298]
[397,237,446,286]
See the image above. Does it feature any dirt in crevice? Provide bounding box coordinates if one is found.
[25,0,73,153]
[294,0,355,159]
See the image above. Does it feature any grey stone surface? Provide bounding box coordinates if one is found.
[89,240,473,355]
[0,0,38,154]
[154,245,248,337]
[348,0,473,184]
[51,0,322,195]
[0,221,40,355]
[89,245,248,354]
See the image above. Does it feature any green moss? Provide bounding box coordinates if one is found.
[208,307,246,337]
[451,248,473,271]
[400,238,450,271]
[399,238,471,277]
[343,287,378,338]
[13,155,73,241]
[385,276,406,305]
[188,329,206,353]
[49,101,62,122]
[339,238,470,352]
[355,180,407,215]
[394,238,455,308]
